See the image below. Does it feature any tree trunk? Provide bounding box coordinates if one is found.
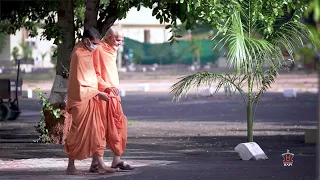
[247,74,253,142]
[48,0,74,104]
[84,0,100,28]
[247,99,253,142]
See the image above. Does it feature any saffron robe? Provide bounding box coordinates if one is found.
[64,42,106,160]
[93,41,127,156]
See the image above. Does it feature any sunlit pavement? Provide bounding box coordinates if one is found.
[0,158,176,180]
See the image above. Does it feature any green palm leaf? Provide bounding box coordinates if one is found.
[170,72,246,102]
[215,11,285,74]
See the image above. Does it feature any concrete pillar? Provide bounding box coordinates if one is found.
[144,29,151,43]
[117,45,123,69]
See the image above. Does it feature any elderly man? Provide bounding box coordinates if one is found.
[90,27,134,171]
[64,27,117,175]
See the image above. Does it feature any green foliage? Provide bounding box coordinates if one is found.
[74,0,86,41]
[295,0,320,71]
[33,87,61,143]
[296,47,316,65]
[171,72,246,100]
[170,0,313,142]
[168,0,308,41]
[0,0,58,40]
[187,37,202,63]
[127,120,135,125]
[19,39,33,63]
[304,0,320,22]
[12,47,20,60]
[306,25,320,50]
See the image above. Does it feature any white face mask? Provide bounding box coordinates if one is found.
[86,39,97,51]
[89,44,97,51]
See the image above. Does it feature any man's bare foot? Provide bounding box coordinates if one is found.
[66,166,86,175]
[97,164,119,174]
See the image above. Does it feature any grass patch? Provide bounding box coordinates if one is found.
[127,120,135,125]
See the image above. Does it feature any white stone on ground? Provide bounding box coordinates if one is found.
[138,83,150,92]
[120,89,126,97]
[198,87,215,97]
[234,142,268,160]
[283,88,297,98]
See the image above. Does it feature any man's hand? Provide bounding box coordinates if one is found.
[98,92,110,101]
[105,87,120,96]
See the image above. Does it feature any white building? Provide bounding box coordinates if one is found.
[114,7,173,44]
[0,28,55,70]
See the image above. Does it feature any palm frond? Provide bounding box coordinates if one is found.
[241,0,262,37]
[254,63,280,102]
[213,9,291,74]
[269,21,314,59]
[249,20,314,99]
[251,59,289,121]
[170,72,246,102]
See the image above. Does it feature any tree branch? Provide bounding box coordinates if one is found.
[97,0,119,36]
[99,15,118,36]
[84,0,100,28]
[97,7,108,26]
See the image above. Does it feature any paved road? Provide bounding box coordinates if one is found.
[17,92,317,124]
[124,92,316,123]
[0,92,317,180]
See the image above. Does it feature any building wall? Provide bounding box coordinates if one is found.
[10,29,24,60]
[119,26,172,44]
[114,6,173,44]
[27,28,55,68]
[0,28,55,68]
[0,29,26,64]
[0,34,11,64]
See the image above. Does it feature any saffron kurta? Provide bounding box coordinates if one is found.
[64,42,106,160]
[93,41,127,156]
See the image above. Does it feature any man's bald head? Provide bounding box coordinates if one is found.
[105,27,123,37]
[104,27,124,50]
